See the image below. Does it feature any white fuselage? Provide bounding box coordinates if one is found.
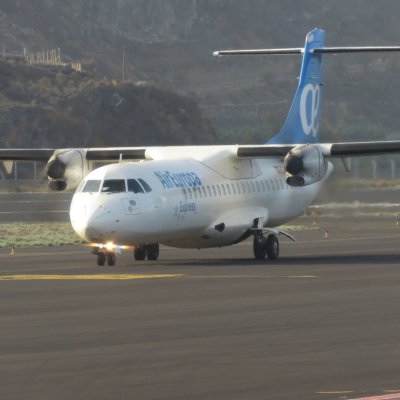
[70,146,332,249]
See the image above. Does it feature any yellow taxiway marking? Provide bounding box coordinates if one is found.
[0,274,183,281]
[189,275,318,279]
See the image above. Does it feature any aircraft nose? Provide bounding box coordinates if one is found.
[70,197,113,242]
[85,210,110,242]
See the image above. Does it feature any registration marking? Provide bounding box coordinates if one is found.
[0,274,183,281]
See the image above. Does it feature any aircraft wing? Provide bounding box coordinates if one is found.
[237,140,400,158]
[0,149,55,161]
[0,147,148,161]
[2,141,400,162]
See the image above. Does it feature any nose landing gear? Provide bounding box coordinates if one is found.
[91,243,160,266]
[92,248,117,266]
[95,251,116,266]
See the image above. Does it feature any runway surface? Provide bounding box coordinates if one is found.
[1,212,400,400]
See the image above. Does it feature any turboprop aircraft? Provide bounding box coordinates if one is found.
[2,28,400,266]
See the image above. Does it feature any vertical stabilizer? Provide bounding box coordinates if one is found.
[268,29,325,144]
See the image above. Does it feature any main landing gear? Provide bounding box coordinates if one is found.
[253,233,279,260]
[134,244,160,261]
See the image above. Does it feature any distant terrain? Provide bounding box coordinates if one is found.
[1,0,400,145]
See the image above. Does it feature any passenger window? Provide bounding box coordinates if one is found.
[240,182,245,193]
[206,186,212,197]
[260,181,265,192]
[197,187,202,198]
[188,188,193,199]
[236,183,241,194]
[102,179,126,193]
[82,180,101,193]
[202,186,207,198]
[256,181,260,192]
[265,180,270,191]
[221,184,226,196]
[212,186,217,196]
[250,181,255,192]
[245,182,250,193]
[138,178,152,193]
[217,185,221,196]
[231,184,236,195]
[227,184,231,195]
[127,179,144,193]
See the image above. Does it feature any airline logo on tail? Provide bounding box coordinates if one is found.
[300,83,320,138]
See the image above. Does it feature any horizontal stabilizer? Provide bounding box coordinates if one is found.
[213,48,302,56]
[214,47,400,57]
[313,46,400,54]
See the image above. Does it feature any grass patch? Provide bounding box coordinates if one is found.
[278,225,317,231]
[0,223,83,248]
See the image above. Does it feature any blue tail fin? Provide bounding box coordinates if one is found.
[268,28,325,144]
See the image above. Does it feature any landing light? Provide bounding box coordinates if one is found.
[84,242,133,253]
[105,241,115,252]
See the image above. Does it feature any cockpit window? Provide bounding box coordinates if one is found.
[138,178,152,193]
[82,180,101,193]
[101,179,126,193]
[127,179,144,194]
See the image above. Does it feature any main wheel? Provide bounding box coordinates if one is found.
[107,253,116,266]
[134,246,146,261]
[146,244,159,261]
[97,252,106,266]
[266,234,279,260]
[253,235,267,260]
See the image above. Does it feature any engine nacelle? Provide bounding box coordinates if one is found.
[284,144,327,187]
[46,149,89,191]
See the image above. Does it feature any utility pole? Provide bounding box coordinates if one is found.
[122,50,125,81]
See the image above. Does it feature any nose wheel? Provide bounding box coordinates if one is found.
[95,251,116,266]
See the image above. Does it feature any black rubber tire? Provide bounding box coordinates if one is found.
[134,246,146,261]
[146,244,160,261]
[266,234,279,260]
[253,235,267,260]
[97,252,106,266]
[107,253,116,266]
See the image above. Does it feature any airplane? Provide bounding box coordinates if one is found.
[2,28,400,266]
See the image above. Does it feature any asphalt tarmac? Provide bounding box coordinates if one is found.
[1,210,400,400]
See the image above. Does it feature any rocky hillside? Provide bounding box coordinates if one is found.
[0,57,215,148]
